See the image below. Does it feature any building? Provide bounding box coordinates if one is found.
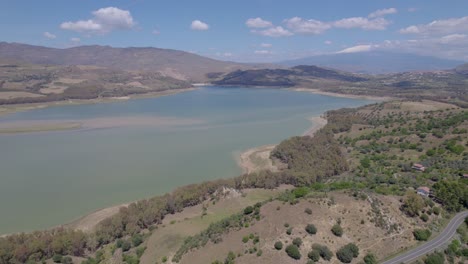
[412,163,426,172]
[463,174,468,179]
[417,186,430,197]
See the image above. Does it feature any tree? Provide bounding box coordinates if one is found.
[274,241,283,250]
[331,224,343,237]
[305,224,317,235]
[285,244,301,260]
[243,206,254,215]
[312,244,333,261]
[363,253,378,264]
[121,240,132,252]
[402,191,425,217]
[420,214,429,222]
[52,254,63,263]
[132,233,143,247]
[292,237,302,247]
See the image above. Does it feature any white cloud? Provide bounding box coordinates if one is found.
[152,29,160,35]
[60,7,135,34]
[70,37,80,42]
[368,8,397,18]
[408,7,418,12]
[43,32,56,39]
[191,20,209,31]
[260,43,272,48]
[253,26,293,37]
[254,50,272,55]
[284,17,331,34]
[215,52,233,57]
[324,40,332,45]
[333,17,389,30]
[246,17,273,28]
[399,16,468,36]
[336,44,373,54]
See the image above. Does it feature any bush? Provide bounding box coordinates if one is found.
[308,250,320,262]
[162,256,168,263]
[274,241,283,250]
[424,252,445,264]
[52,254,63,263]
[413,229,432,241]
[244,206,254,215]
[363,253,378,264]
[331,224,343,237]
[132,233,143,247]
[336,243,359,263]
[305,224,317,235]
[242,236,249,243]
[292,237,302,247]
[420,213,429,222]
[312,244,333,261]
[305,208,312,215]
[286,227,293,235]
[256,249,262,257]
[285,244,301,260]
[62,257,73,264]
[121,240,132,252]
[433,207,441,215]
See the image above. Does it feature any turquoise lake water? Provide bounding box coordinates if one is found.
[0,86,374,234]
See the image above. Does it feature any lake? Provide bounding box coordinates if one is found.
[0,86,374,234]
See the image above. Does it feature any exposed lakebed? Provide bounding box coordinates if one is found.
[0,86,374,234]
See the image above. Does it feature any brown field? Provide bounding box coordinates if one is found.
[140,187,292,264]
[178,192,435,264]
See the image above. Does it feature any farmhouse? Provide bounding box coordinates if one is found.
[417,186,430,197]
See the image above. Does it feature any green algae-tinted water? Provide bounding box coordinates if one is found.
[0,86,374,234]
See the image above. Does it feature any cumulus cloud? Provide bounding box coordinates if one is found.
[191,20,209,30]
[43,32,56,39]
[60,7,135,34]
[253,26,293,37]
[260,43,272,48]
[254,50,272,55]
[246,17,273,28]
[399,16,468,36]
[368,8,397,18]
[336,44,373,54]
[284,17,331,34]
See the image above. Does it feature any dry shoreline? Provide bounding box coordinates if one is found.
[290,87,394,101]
[0,87,196,117]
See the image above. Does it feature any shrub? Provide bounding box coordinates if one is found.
[312,244,333,261]
[274,241,283,250]
[336,243,359,263]
[308,250,320,262]
[121,240,132,252]
[424,252,445,264]
[132,233,143,247]
[292,237,302,247]
[242,236,249,243]
[286,227,293,235]
[162,256,168,263]
[256,249,262,257]
[363,253,378,264]
[285,244,301,260]
[52,254,63,263]
[305,208,312,215]
[433,207,441,215]
[244,206,254,215]
[420,213,429,222]
[413,229,432,241]
[305,224,317,235]
[253,236,260,244]
[331,224,343,237]
[62,257,73,264]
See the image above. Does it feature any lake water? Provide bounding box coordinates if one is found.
[0,86,373,234]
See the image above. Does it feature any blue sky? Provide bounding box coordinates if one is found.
[1,0,468,62]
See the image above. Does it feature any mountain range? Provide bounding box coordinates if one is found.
[280,51,465,74]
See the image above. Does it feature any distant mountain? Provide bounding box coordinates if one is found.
[0,42,258,82]
[280,51,465,74]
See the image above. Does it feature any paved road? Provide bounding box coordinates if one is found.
[382,211,468,264]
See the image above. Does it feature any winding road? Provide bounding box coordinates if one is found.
[382,211,468,264]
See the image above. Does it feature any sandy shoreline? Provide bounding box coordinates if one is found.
[0,87,196,117]
[290,88,394,101]
[237,115,328,174]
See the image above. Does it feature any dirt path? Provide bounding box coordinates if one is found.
[64,203,130,232]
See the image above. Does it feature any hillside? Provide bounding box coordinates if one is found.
[214,65,468,107]
[0,42,259,82]
[280,51,465,74]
